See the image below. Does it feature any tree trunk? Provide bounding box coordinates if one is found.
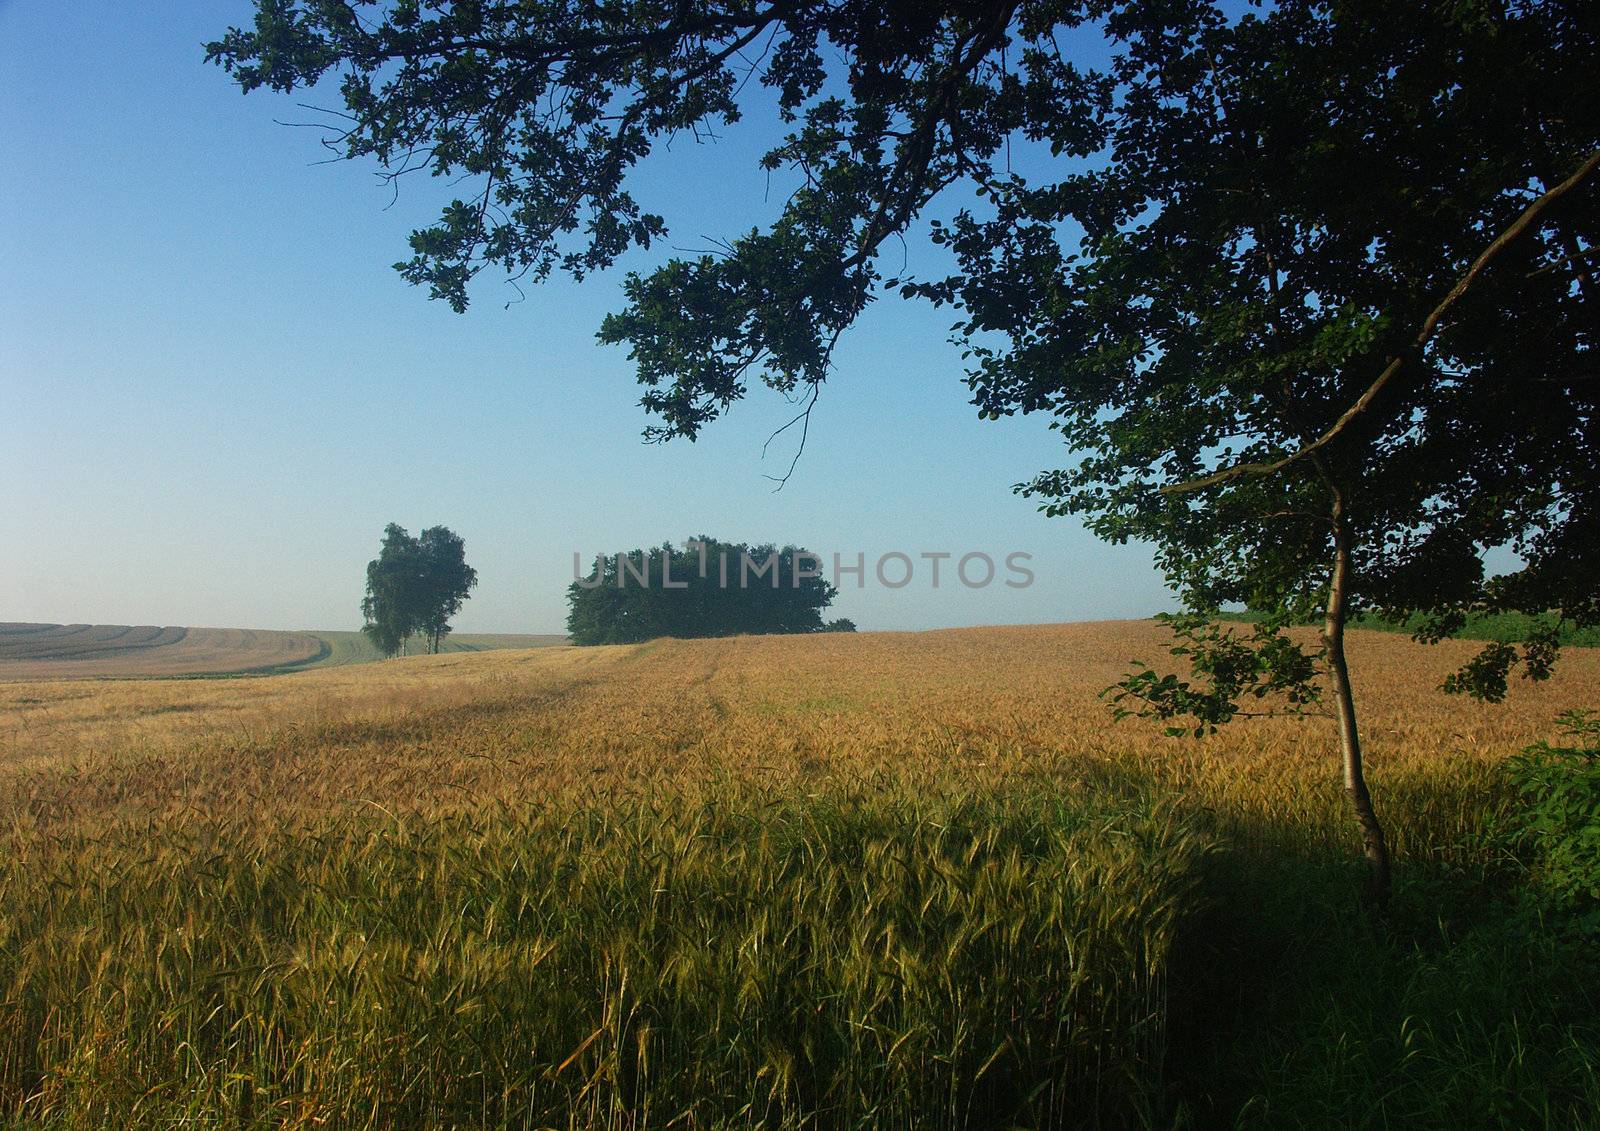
[1324,494,1392,905]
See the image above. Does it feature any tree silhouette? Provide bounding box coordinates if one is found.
[567,538,839,645]
[417,526,479,654]
[361,524,479,656]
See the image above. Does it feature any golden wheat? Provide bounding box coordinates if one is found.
[0,621,1594,1127]
[4,622,1591,828]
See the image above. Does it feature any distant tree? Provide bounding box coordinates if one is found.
[361,523,423,658]
[214,2,1597,900]
[821,618,858,633]
[417,526,480,654]
[361,523,479,656]
[568,537,838,645]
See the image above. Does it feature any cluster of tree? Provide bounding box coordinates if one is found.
[361,524,479,656]
[214,1,1598,901]
[567,538,851,645]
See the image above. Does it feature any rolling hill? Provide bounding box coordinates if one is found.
[0,622,566,680]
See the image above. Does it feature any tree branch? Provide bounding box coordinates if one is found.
[761,379,821,491]
[841,2,1018,274]
[1163,148,1600,496]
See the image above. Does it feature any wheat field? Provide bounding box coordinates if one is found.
[1,621,1596,1127]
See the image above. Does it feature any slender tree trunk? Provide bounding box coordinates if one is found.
[1324,493,1392,905]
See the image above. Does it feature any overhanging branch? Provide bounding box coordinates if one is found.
[1163,148,1600,496]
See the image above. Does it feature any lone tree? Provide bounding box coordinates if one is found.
[361,522,421,658]
[213,2,1598,899]
[361,523,479,656]
[417,525,480,653]
[568,538,839,645]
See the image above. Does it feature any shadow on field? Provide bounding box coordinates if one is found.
[1163,841,1600,1128]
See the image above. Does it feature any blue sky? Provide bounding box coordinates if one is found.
[0,1,1171,634]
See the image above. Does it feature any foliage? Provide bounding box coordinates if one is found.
[922,3,1599,690]
[1219,608,1600,649]
[1439,620,1564,704]
[1105,613,1323,737]
[1497,710,1600,935]
[359,522,422,657]
[566,536,838,645]
[821,617,858,633]
[361,523,479,656]
[416,525,480,653]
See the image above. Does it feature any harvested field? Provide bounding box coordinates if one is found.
[0,624,566,680]
[0,623,323,680]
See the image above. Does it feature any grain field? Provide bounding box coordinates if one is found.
[1,621,1595,1128]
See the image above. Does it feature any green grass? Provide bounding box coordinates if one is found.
[1357,610,1600,647]
[1216,608,1600,647]
[1163,837,1600,1127]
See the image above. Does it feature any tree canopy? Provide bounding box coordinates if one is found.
[567,538,843,644]
[214,1,1598,897]
[207,3,1596,636]
[361,522,480,656]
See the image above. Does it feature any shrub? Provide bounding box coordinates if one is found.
[1499,710,1600,934]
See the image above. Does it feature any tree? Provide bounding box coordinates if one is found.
[567,538,839,644]
[361,522,423,658]
[417,525,480,653]
[361,523,479,656]
[914,8,1598,904]
[213,3,1598,898]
